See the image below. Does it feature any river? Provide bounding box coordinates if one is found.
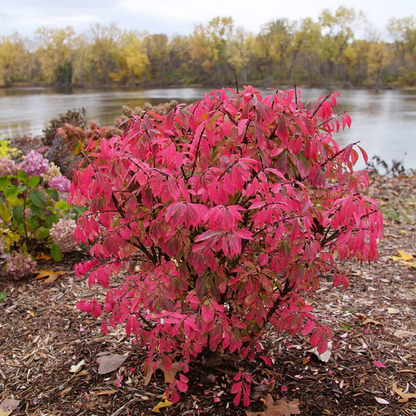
[0,86,415,169]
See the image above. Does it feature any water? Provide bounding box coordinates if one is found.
[0,86,415,169]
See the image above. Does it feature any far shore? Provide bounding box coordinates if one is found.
[0,81,407,92]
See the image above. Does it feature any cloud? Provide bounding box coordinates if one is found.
[0,0,415,39]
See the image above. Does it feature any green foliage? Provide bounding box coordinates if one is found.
[0,168,77,260]
[0,139,21,159]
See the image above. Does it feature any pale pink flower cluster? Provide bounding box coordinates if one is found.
[50,218,78,252]
[48,175,71,192]
[6,252,36,279]
[0,157,18,177]
[19,151,49,177]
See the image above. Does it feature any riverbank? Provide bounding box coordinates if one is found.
[0,80,399,91]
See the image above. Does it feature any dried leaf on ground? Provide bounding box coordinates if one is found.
[151,393,173,413]
[362,318,382,326]
[375,397,390,405]
[60,387,72,396]
[93,390,118,396]
[392,382,416,402]
[387,250,416,268]
[0,399,20,415]
[387,307,400,314]
[69,359,85,373]
[96,354,127,374]
[144,362,182,385]
[34,270,65,284]
[309,340,332,363]
[393,329,416,338]
[246,395,300,416]
[388,250,414,262]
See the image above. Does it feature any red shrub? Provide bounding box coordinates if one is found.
[69,86,382,405]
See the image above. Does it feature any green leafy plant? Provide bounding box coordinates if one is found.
[0,151,80,277]
[0,138,22,159]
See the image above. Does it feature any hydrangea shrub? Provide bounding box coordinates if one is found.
[6,251,36,279]
[19,150,49,177]
[71,86,382,406]
[48,175,71,193]
[50,218,78,252]
[0,151,79,274]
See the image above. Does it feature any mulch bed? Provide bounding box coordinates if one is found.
[1,174,416,416]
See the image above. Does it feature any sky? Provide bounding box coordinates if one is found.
[0,0,415,39]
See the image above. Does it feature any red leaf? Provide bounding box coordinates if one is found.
[277,114,289,143]
[176,380,188,392]
[260,355,271,365]
[302,320,316,336]
[373,361,386,368]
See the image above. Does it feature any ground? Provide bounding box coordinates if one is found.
[1,174,416,416]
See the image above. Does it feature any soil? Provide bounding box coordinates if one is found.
[1,174,416,416]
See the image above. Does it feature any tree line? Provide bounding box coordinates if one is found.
[0,7,415,88]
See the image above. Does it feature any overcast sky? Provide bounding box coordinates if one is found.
[0,0,415,39]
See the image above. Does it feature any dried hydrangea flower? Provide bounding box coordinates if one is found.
[19,150,49,177]
[0,157,18,177]
[43,162,62,183]
[48,175,71,193]
[6,252,36,279]
[50,218,78,252]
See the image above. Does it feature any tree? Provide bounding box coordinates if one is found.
[88,24,121,84]
[119,31,149,84]
[144,34,169,84]
[367,41,391,87]
[387,17,416,65]
[188,17,233,84]
[35,27,75,84]
[291,18,322,84]
[0,33,30,86]
[225,28,252,83]
[319,7,356,79]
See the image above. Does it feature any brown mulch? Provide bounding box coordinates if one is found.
[1,174,416,416]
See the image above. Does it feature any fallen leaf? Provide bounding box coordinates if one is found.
[392,382,416,402]
[144,362,182,386]
[394,329,416,338]
[309,340,332,363]
[97,354,128,374]
[387,308,399,314]
[151,393,173,413]
[34,270,65,284]
[93,390,118,396]
[388,250,414,262]
[0,292,7,301]
[246,395,300,416]
[373,361,386,368]
[375,397,390,405]
[70,359,86,374]
[35,253,51,260]
[362,318,382,326]
[73,370,89,377]
[0,399,20,416]
[60,387,72,395]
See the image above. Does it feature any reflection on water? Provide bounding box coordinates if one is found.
[0,86,415,168]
